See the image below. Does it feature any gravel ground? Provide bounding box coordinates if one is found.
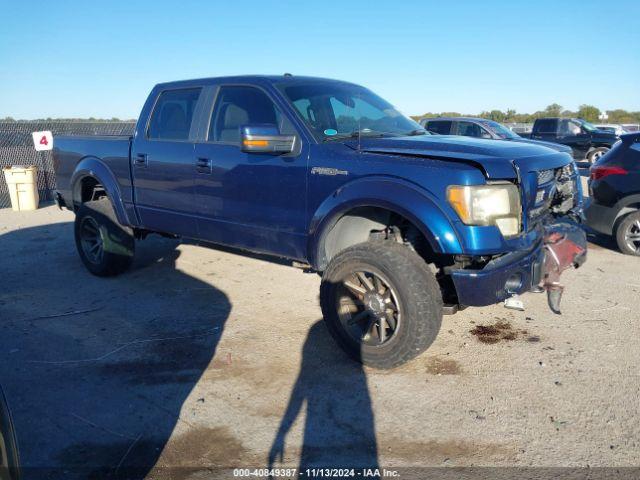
[0,204,639,479]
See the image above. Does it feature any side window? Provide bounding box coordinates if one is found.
[147,88,202,140]
[426,121,452,135]
[208,86,294,143]
[535,119,557,134]
[456,121,483,138]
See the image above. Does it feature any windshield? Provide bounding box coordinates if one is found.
[279,82,423,140]
[480,120,519,139]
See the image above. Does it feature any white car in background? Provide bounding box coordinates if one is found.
[594,124,628,136]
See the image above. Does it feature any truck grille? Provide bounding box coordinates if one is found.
[529,164,578,223]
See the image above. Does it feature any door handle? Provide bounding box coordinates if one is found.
[134,153,148,166]
[196,157,211,173]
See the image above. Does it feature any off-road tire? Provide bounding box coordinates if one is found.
[587,147,609,165]
[320,241,443,369]
[615,211,640,256]
[74,198,134,276]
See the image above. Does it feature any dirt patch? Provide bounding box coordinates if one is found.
[155,426,250,468]
[424,357,462,375]
[379,437,512,463]
[470,320,530,344]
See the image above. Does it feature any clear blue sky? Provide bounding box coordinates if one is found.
[1,0,638,119]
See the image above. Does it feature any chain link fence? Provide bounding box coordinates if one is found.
[0,121,136,209]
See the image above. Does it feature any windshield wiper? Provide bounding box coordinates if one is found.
[323,130,390,142]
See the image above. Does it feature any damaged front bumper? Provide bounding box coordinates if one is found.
[541,220,587,313]
[450,220,587,313]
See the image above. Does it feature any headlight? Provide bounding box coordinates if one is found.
[447,184,521,237]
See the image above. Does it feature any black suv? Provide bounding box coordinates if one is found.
[421,117,573,154]
[531,118,619,164]
[586,133,640,255]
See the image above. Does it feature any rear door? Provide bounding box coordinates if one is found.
[192,84,309,259]
[131,87,204,236]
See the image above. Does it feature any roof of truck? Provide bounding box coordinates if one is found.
[155,75,359,89]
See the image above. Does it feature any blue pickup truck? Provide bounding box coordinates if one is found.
[53,75,587,368]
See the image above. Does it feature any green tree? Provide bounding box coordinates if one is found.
[544,103,563,116]
[577,104,601,122]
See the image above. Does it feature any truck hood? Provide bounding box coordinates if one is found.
[348,135,573,179]
[591,130,619,144]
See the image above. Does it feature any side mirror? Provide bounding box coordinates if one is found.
[240,125,295,154]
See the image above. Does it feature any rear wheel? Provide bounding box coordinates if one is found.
[74,198,135,276]
[615,211,640,256]
[320,241,443,369]
[587,147,609,165]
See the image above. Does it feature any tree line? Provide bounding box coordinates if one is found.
[411,105,640,124]
[3,105,640,125]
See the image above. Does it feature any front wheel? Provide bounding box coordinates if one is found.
[587,147,609,165]
[615,211,640,256]
[74,198,135,276]
[320,241,443,369]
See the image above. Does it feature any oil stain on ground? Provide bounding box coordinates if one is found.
[470,320,537,344]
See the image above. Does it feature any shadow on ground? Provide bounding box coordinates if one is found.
[0,219,384,478]
[0,222,231,479]
[269,321,378,473]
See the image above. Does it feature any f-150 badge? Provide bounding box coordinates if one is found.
[311,167,349,176]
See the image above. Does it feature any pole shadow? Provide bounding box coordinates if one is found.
[0,222,231,479]
[269,321,378,474]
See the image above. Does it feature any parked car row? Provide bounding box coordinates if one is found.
[419,117,574,154]
[421,116,619,164]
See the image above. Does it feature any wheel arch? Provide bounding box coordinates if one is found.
[308,177,462,270]
[70,156,130,226]
[612,195,640,228]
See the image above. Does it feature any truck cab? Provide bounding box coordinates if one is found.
[530,117,619,164]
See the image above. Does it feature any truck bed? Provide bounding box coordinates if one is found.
[53,135,133,211]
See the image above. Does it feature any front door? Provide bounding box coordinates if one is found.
[193,85,308,259]
[132,87,203,237]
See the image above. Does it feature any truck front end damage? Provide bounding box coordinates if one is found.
[449,160,587,314]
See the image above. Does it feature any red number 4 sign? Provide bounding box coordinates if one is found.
[32,131,53,151]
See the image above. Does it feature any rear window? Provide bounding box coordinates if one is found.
[147,88,202,140]
[425,120,452,135]
[534,119,557,134]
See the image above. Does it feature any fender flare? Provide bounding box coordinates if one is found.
[307,176,462,270]
[70,156,131,226]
